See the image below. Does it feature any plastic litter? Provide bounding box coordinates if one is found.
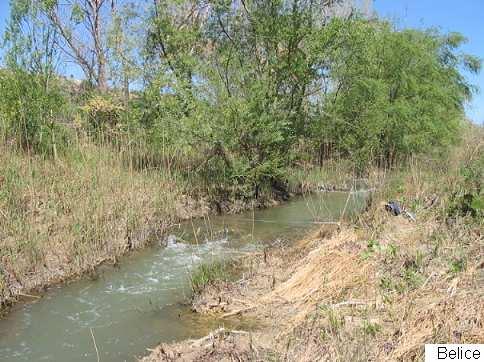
[385,200,416,221]
[385,200,402,216]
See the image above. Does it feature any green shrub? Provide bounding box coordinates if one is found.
[448,154,483,219]
[315,19,479,171]
[0,68,69,156]
[81,95,124,139]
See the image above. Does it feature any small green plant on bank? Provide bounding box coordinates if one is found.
[385,243,398,260]
[362,320,381,337]
[189,260,233,294]
[448,258,466,274]
[317,305,345,341]
[361,239,381,260]
[379,264,424,295]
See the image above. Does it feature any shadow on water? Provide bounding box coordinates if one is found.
[0,190,368,361]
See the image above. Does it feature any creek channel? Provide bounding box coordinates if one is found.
[0,190,367,361]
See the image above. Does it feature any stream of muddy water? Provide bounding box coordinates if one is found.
[0,191,367,361]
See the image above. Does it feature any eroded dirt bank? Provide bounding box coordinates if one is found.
[142,205,483,361]
[0,191,284,312]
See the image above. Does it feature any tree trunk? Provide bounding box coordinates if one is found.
[92,0,107,91]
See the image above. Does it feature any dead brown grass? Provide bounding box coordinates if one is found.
[142,127,483,361]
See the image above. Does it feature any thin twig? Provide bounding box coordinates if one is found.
[421,272,436,289]
[221,306,256,318]
[17,292,41,299]
[330,300,368,308]
[190,217,199,245]
[339,185,353,222]
[187,327,250,348]
[90,328,100,362]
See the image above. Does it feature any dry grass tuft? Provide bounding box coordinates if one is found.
[266,229,376,327]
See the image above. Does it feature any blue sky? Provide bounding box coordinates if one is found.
[0,1,483,122]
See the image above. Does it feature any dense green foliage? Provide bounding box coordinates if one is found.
[0,68,68,155]
[319,20,478,169]
[1,0,480,199]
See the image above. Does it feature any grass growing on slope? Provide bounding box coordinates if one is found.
[0,140,186,305]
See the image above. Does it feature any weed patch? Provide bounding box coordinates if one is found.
[190,260,235,294]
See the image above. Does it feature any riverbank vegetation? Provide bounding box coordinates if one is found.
[146,125,482,361]
[0,0,481,312]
